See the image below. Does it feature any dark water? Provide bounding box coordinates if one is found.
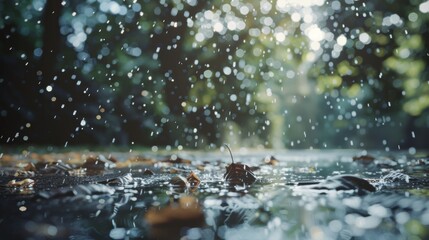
[1,150,429,239]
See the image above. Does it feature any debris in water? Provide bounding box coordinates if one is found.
[186,171,201,187]
[170,175,190,188]
[223,144,256,186]
[143,168,155,175]
[353,154,375,163]
[263,155,279,165]
[6,178,35,188]
[82,154,116,172]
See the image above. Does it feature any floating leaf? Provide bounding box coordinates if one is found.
[223,144,256,185]
[82,154,116,171]
[263,155,279,165]
[186,171,201,187]
[353,154,375,163]
[170,175,190,188]
[143,168,155,175]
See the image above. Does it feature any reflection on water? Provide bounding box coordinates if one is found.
[1,150,429,239]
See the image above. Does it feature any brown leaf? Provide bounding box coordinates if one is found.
[82,154,116,171]
[127,156,155,165]
[24,163,37,171]
[13,170,35,177]
[353,154,375,163]
[224,162,256,185]
[170,175,190,188]
[223,144,256,185]
[162,155,192,164]
[263,155,279,165]
[143,168,155,175]
[186,171,201,187]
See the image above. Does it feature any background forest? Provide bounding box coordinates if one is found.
[0,0,428,150]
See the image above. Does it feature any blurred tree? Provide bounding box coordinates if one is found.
[0,0,428,149]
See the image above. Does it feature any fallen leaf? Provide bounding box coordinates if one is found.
[170,175,190,188]
[353,154,375,163]
[263,155,279,165]
[186,171,201,187]
[224,163,256,185]
[223,144,256,185]
[24,163,37,171]
[143,168,155,175]
[82,154,116,170]
[162,155,192,164]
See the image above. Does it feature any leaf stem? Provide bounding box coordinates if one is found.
[223,144,234,164]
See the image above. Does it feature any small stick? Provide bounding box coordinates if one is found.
[223,144,234,164]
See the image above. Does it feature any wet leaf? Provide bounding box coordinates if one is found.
[162,155,192,164]
[143,168,155,175]
[36,161,74,175]
[186,171,201,187]
[127,156,155,165]
[82,154,116,171]
[223,144,256,185]
[24,163,36,171]
[353,154,375,163]
[170,175,190,188]
[263,155,279,165]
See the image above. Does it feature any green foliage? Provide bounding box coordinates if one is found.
[1,0,428,148]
